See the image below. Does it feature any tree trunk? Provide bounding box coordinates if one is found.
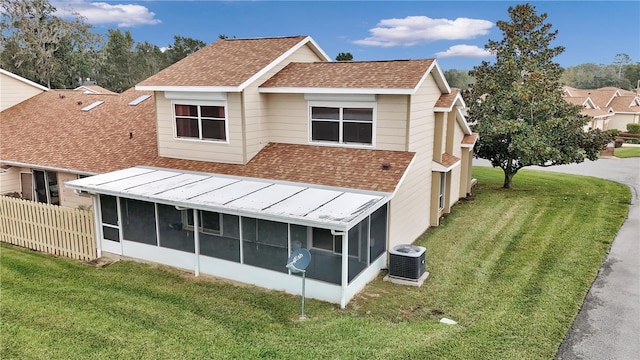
[503,171,514,189]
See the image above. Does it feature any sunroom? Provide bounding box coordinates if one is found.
[66,166,390,308]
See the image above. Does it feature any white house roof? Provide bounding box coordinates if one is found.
[65,166,390,230]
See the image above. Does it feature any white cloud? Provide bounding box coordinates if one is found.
[354,15,493,47]
[436,44,493,58]
[54,1,161,27]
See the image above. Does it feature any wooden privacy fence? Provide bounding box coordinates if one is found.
[0,196,97,261]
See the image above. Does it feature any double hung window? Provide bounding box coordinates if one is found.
[439,172,446,210]
[310,104,374,146]
[183,210,221,235]
[174,103,226,141]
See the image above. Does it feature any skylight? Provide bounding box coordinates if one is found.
[81,101,104,112]
[128,94,151,106]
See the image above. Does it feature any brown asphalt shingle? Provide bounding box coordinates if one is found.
[436,153,460,168]
[0,88,158,174]
[260,59,435,89]
[462,133,479,146]
[153,143,414,193]
[137,36,309,87]
[435,88,460,108]
[1,91,413,193]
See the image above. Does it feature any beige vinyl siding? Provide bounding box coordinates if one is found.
[0,73,46,111]
[0,167,21,194]
[265,93,409,151]
[448,165,462,208]
[58,172,92,209]
[459,148,473,197]
[446,117,465,206]
[265,93,309,144]
[608,113,640,131]
[244,44,326,161]
[388,164,431,249]
[388,75,441,248]
[376,95,409,151]
[155,92,244,164]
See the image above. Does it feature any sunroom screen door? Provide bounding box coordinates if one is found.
[99,195,122,255]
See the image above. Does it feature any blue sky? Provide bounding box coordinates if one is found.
[53,1,640,70]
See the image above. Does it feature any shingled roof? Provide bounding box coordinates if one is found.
[152,143,414,193]
[137,36,314,89]
[259,59,435,91]
[1,90,413,193]
[0,88,157,174]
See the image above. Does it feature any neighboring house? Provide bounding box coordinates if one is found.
[0,86,156,208]
[1,36,477,307]
[0,68,49,111]
[563,96,611,131]
[563,86,640,131]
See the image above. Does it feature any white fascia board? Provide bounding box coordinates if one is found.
[432,159,461,173]
[583,98,597,108]
[135,85,240,92]
[456,107,472,135]
[305,36,333,62]
[0,68,49,91]
[414,59,451,95]
[238,36,332,91]
[434,92,467,113]
[0,160,97,176]
[259,87,413,95]
[65,181,359,231]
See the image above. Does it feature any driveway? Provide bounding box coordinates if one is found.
[474,157,640,359]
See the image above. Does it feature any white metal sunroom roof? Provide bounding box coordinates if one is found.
[65,166,391,230]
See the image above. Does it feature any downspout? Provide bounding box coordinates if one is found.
[332,229,348,309]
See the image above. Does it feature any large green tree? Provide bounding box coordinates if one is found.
[0,0,96,88]
[443,69,475,90]
[165,35,206,65]
[99,28,136,92]
[335,52,353,61]
[465,3,612,189]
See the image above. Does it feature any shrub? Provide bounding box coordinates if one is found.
[627,123,640,134]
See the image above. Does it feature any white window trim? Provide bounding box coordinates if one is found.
[308,100,376,148]
[309,227,359,259]
[182,210,222,236]
[439,172,446,210]
[171,100,230,144]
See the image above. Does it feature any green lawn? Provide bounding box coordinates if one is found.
[1,167,630,359]
[614,146,640,158]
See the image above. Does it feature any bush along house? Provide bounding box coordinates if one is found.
[39,36,475,307]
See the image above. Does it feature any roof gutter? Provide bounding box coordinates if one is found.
[0,160,97,176]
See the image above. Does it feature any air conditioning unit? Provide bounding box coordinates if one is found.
[389,244,426,281]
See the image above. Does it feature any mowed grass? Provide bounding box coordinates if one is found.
[1,167,630,359]
[614,146,640,158]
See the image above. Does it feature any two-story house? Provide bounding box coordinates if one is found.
[563,86,640,131]
[2,36,476,307]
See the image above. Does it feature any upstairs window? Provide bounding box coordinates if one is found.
[310,105,374,146]
[174,103,227,141]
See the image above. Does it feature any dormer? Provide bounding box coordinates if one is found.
[135,36,330,164]
[259,59,452,152]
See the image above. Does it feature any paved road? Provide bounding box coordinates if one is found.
[474,157,640,360]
